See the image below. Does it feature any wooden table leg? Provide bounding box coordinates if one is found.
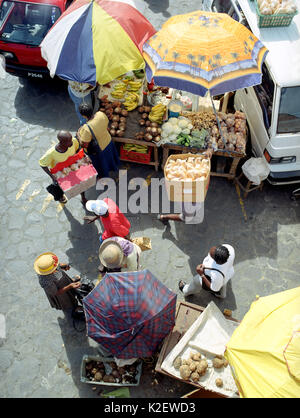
[228,157,240,180]
[162,147,169,169]
[153,146,159,172]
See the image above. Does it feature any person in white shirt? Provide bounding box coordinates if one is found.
[179,244,235,299]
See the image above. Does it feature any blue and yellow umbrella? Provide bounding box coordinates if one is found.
[143,11,268,96]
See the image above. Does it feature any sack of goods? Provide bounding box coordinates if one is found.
[164,154,210,202]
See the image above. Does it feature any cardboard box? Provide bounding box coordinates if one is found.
[164,153,210,202]
[57,164,97,199]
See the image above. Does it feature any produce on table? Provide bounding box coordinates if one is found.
[190,352,202,361]
[122,144,148,153]
[257,0,297,15]
[175,110,247,154]
[173,356,182,370]
[149,103,167,124]
[208,111,247,154]
[191,372,200,382]
[161,116,193,143]
[133,69,145,79]
[181,111,216,131]
[110,83,127,99]
[99,98,128,137]
[179,364,191,380]
[212,357,224,369]
[123,91,140,111]
[165,156,210,182]
[215,378,223,387]
[136,106,163,143]
[189,362,197,372]
[197,359,208,376]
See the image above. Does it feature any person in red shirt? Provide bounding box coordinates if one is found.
[84,198,131,244]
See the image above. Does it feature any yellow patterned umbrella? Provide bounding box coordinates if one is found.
[143,11,268,96]
[225,287,300,398]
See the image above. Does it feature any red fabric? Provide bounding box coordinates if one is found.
[50,149,85,174]
[101,198,131,240]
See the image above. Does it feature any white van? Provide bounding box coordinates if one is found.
[211,0,300,185]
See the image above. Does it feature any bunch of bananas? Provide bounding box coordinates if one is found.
[110,83,127,99]
[127,80,143,91]
[123,91,140,111]
[149,103,166,124]
[123,143,148,153]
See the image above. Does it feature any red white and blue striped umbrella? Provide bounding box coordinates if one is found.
[40,0,156,85]
[83,270,177,359]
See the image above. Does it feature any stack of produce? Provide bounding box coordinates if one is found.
[173,351,228,386]
[110,76,143,111]
[160,117,193,144]
[99,97,129,138]
[257,0,297,15]
[162,111,247,154]
[181,111,216,131]
[149,103,167,124]
[122,143,148,153]
[137,105,163,142]
[165,155,210,182]
[208,110,247,154]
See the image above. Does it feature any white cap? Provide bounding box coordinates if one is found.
[85,200,108,216]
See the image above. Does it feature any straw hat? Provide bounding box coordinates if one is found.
[34,252,59,275]
[99,240,124,269]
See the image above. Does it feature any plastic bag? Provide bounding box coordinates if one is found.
[242,157,270,185]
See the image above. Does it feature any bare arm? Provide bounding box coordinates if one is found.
[196,263,211,289]
[56,281,80,296]
[41,165,57,183]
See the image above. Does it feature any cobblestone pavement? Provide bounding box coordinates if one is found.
[1,1,300,399]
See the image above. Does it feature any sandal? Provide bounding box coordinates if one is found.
[59,195,68,204]
[178,280,186,292]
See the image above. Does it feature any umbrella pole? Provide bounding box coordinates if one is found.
[210,94,230,156]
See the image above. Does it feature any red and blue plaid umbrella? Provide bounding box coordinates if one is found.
[83,270,177,359]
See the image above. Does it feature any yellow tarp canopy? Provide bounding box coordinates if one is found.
[225,287,300,398]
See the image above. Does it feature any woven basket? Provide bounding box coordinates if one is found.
[255,0,298,27]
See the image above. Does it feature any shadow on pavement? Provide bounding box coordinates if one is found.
[63,207,100,281]
[145,0,171,18]
[57,316,101,398]
[14,77,79,131]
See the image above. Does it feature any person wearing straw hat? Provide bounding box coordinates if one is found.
[98,237,142,273]
[34,252,80,311]
[84,198,131,244]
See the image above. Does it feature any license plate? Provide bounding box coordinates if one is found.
[27,72,44,79]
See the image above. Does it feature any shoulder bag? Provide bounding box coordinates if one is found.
[201,267,225,296]
[86,123,100,155]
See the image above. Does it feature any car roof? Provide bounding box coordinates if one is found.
[9,0,67,10]
[239,0,300,88]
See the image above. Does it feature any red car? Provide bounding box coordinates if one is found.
[0,0,72,79]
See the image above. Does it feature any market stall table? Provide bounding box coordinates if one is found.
[161,143,244,180]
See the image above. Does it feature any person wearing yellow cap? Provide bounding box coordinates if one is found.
[34,252,80,311]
